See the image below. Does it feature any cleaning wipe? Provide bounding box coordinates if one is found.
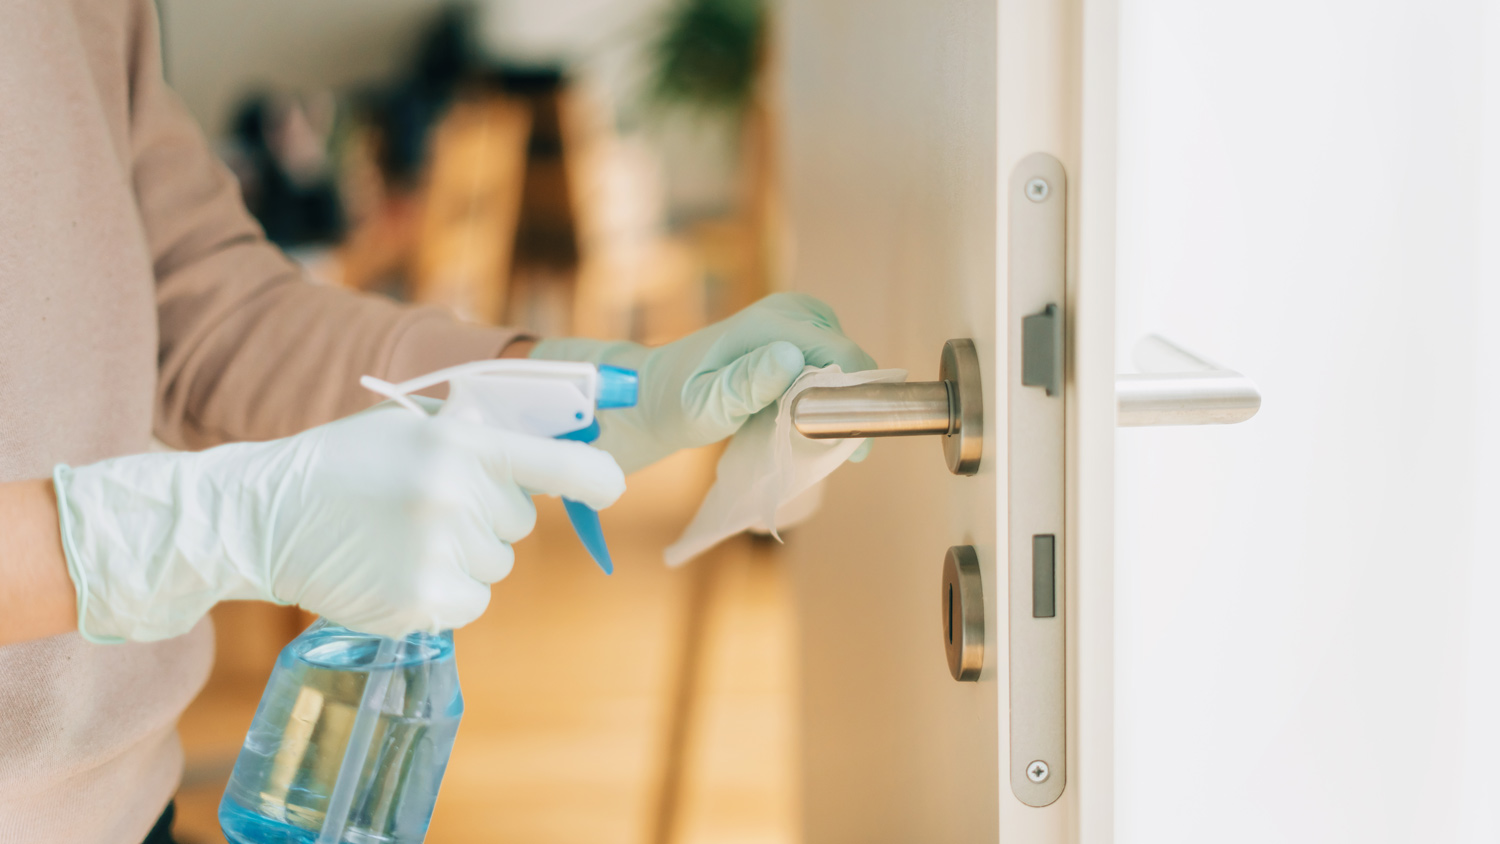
[664,365,908,567]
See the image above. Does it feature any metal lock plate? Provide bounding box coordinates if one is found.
[941,545,984,681]
[1008,152,1067,807]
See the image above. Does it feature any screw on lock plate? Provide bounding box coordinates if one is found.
[1026,760,1050,783]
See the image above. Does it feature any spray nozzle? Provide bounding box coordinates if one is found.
[596,365,639,409]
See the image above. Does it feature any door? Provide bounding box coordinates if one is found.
[777,0,1116,841]
[784,0,1500,842]
[1113,3,1500,842]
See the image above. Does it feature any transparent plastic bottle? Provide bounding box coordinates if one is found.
[219,619,462,844]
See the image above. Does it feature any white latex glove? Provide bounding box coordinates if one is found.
[54,400,625,643]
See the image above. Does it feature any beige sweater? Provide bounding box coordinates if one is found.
[0,2,521,840]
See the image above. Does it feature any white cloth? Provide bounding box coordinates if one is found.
[665,366,907,566]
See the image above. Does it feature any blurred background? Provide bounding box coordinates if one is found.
[157,1,800,841]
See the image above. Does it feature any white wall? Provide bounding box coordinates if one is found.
[478,0,669,67]
[1114,1,1500,841]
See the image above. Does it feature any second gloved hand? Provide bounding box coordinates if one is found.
[531,293,877,474]
[55,401,625,643]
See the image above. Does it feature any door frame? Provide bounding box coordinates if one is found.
[996,0,1116,839]
[1067,0,1118,840]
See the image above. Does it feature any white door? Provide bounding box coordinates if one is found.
[778,0,1116,841]
[1114,3,1500,842]
[784,0,1500,842]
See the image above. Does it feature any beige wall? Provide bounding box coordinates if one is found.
[159,0,451,137]
[157,0,669,139]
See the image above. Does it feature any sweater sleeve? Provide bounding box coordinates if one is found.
[126,0,521,450]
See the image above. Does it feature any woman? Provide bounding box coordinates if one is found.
[0,2,874,841]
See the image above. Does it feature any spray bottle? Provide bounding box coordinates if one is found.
[218,360,637,844]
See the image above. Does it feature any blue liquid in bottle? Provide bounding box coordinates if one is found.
[219,619,462,844]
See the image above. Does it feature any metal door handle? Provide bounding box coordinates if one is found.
[792,381,954,438]
[1116,335,1261,427]
[790,338,983,475]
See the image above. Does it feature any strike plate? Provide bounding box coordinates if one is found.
[1007,152,1067,808]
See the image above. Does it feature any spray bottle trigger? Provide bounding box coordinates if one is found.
[554,419,611,573]
[560,365,634,575]
[558,418,601,443]
[563,499,613,575]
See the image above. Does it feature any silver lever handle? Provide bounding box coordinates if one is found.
[791,381,953,438]
[790,338,983,475]
[1116,335,1261,427]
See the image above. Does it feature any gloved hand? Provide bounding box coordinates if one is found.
[54,400,624,643]
[532,293,877,474]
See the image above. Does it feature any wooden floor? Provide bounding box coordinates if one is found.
[172,447,797,844]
